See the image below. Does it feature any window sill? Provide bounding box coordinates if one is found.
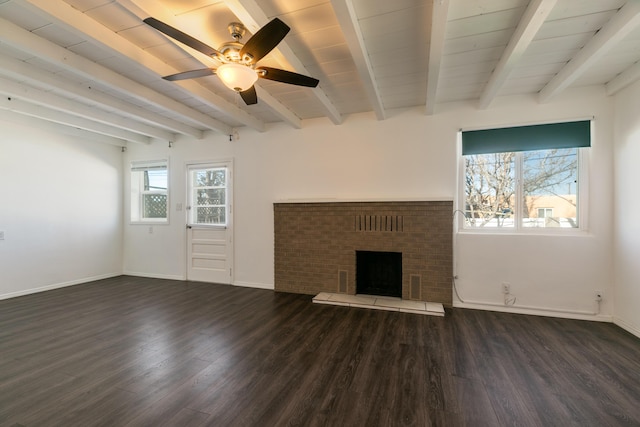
[456,228,591,238]
[130,220,169,225]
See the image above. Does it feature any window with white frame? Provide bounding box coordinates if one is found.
[130,160,168,223]
[461,121,590,230]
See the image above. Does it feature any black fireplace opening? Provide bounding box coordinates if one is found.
[356,251,402,298]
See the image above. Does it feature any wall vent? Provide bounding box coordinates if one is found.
[410,275,421,300]
[355,215,403,232]
[338,270,348,293]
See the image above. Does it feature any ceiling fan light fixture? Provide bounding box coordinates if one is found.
[145,17,316,105]
[217,63,258,92]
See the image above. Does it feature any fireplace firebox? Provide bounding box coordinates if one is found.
[356,251,402,298]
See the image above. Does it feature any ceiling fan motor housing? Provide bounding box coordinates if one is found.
[219,23,254,64]
[218,41,245,63]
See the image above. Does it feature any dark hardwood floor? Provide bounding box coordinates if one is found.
[1,276,639,426]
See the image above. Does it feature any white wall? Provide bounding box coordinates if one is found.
[451,89,614,321]
[123,86,614,321]
[613,79,640,337]
[0,111,123,299]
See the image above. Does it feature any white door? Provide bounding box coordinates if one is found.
[186,162,233,284]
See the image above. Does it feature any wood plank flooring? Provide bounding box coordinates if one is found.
[1,276,639,426]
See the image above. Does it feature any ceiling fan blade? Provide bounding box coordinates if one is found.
[257,67,319,87]
[163,68,215,81]
[239,86,258,105]
[144,17,221,58]
[240,18,290,64]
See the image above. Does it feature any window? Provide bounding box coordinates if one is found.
[537,208,553,218]
[461,121,590,230]
[130,160,168,223]
[188,166,227,226]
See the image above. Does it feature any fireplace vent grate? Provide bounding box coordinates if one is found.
[410,275,421,300]
[338,270,348,293]
[355,215,403,232]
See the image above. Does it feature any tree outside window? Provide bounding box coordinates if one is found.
[464,148,578,229]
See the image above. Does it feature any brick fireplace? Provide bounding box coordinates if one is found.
[274,200,453,307]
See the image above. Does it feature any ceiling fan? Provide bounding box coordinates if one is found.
[143,17,319,105]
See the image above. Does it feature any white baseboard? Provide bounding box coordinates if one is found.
[0,272,122,301]
[613,316,640,339]
[233,280,274,290]
[453,300,613,323]
[122,273,273,289]
[122,271,185,281]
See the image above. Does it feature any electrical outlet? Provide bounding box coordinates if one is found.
[595,290,603,301]
[502,282,511,294]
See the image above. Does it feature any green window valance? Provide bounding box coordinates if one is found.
[462,120,591,155]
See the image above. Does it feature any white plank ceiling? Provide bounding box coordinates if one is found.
[0,0,639,144]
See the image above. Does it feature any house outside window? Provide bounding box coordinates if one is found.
[461,121,590,231]
[130,160,168,223]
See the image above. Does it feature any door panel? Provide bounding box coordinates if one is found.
[187,226,229,282]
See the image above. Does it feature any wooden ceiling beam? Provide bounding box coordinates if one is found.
[0,87,151,144]
[606,60,640,96]
[0,109,127,147]
[426,0,449,115]
[0,54,204,139]
[331,0,385,120]
[0,76,166,142]
[539,0,640,103]
[478,0,556,109]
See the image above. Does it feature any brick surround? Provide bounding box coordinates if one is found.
[274,200,453,307]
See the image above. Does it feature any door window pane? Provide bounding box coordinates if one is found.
[196,207,226,224]
[189,167,227,226]
[196,188,226,205]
